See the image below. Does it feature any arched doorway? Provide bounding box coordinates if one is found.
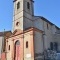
[14,40,20,60]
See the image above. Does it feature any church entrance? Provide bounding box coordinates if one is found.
[15,40,20,60]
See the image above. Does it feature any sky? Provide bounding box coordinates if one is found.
[0,0,60,32]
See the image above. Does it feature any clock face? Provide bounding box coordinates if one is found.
[16,22,20,26]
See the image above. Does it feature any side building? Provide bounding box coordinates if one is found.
[0,31,12,60]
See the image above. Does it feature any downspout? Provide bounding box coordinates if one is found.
[23,34,24,60]
[42,20,46,60]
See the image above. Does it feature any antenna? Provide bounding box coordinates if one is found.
[3,29,5,52]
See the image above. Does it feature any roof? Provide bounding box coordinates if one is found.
[34,16,60,29]
[0,31,12,36]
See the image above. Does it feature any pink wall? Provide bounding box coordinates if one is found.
[0,54,1,60]
[15,45,20,60]
[1,52,6,60]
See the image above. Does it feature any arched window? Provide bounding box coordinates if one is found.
[15,40,20,45]
[26,41,28,48]
[27,2,30,9]
[9,45,10,50]
[17,2,20,9]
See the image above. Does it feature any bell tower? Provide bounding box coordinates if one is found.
[12,0,34,32]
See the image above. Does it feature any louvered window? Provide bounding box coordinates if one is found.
[17,2,20,9]
[27,2,30,9]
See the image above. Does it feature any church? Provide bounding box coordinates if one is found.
[0,0,60,60]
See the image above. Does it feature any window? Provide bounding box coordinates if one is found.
[50,42,58,51]
[54,42,58,51]
[9,45,10,50]
[16,22,19,26]
[26,41,28,48]
[27,2,30,9]
[17,2,20,9]
[47,23,49,29]
[15,40,20,45]
[50,42,53,50]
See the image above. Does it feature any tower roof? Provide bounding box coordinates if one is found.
[13,0,17,2]
[13,0,34,2]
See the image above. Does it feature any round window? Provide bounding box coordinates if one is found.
[16,22,20,26]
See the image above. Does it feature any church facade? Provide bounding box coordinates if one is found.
[4,0,60,60]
